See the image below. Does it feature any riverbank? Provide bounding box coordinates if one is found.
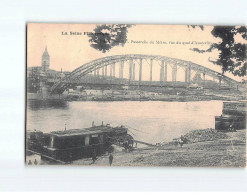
[72,129,246,167]
[27,85,246,102]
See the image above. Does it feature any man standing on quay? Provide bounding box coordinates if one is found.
[109,154,113,166]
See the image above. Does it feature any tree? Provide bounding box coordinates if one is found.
[88,24,132,53]
[190,26,247,77]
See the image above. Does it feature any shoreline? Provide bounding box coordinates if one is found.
[71,129,246,167]
[27,97,244,103]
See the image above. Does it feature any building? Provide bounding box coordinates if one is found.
[27,47,70,93]
[41,46,50,72]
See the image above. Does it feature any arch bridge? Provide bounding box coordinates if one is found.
[50,54,242,94]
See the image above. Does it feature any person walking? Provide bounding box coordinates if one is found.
[34,159,38,165]
[92,149,97,164]
[109,154,113,166]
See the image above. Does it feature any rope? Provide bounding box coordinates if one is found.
[127,129,136,136]
[124,125,150,134]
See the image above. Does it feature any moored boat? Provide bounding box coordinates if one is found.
[26,124,132,163]
[215,101,246,131]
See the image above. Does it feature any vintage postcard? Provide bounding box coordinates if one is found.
[26,24,246,167]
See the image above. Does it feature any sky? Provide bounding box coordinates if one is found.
[27,24,246,81]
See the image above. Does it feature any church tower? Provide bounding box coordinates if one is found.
[41,46,50,72]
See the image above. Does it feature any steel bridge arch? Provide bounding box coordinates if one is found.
[50,54,241,94]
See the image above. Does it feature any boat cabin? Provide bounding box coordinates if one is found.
[42,125,128,162]
[215,101,246,131]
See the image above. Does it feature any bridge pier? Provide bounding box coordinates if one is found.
[150,59,153,84]
[203,71,206,85]
[185,67,188,82]
[119,62,122,78]
[164,62,167,82]
[102,67,105,78]
[110,64,113,78]
[160,60,164,82]
[187,64,191,82]
[97,69,99,76]
[172,64,177,82]
[119,61,124,79]
[132,62,135,80]
[113,63,115,77]
[139,58,142,84]
[129,59,133,81]
[105,65,107,79]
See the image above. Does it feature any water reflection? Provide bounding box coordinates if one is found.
[27,99,68,110]
[26,100,223,143]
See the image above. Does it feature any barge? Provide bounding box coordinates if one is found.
[215,101,246,131]
[26,124,132,163]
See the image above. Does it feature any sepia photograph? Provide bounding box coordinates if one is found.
[26,23,246,167]
[1,0,247,192]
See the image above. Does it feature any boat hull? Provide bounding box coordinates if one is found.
[215,115,246,131]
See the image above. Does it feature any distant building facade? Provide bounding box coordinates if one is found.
[27,47,70,93]
[41,46,50,72]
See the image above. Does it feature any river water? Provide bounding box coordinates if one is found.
[26,100,223,144]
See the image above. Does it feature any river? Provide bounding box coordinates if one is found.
[26,100,223,144]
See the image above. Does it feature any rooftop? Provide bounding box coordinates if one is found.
[50,125,115,137]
